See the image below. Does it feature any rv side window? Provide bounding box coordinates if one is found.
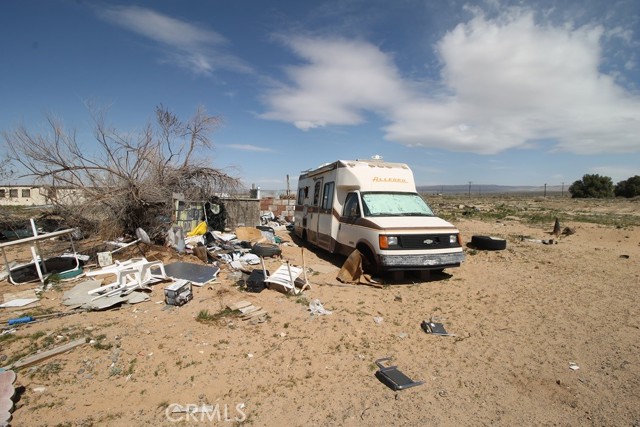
[297,188,305,205]
[313,181,322,206]
[322,182,334,210]
[343,192,360,218]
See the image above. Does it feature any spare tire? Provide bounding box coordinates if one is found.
[471,235,507,251]
[251,242,282,258]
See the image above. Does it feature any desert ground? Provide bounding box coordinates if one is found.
[1,196,638,427]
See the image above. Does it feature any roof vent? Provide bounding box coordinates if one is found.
[371,155,383,161]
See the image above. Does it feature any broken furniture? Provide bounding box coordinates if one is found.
[374,357,424,391]
[264,263,306,295]
[108,228,151,255]
[86,258,167,299]
[0,222,82,285]
[62,280,149,310]
[259,247,309,295]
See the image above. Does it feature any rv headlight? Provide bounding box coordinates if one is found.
[449,235,457,244]
[379,235,399,249]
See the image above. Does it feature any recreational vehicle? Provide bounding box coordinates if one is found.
[294,157,464,274]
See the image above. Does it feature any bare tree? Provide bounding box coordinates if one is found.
[2,105,240,238]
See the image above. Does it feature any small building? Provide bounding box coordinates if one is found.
[0,185,49,206]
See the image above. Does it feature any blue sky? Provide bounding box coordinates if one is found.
[1,0,639,191]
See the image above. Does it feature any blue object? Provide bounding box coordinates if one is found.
[8,316,34,325]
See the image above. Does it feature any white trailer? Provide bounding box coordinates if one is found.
[294,157,464,274]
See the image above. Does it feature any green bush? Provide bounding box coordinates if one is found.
[615,175,640,198]
[569,174,614,198]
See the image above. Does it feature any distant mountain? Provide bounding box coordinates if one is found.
[417,184,564,194]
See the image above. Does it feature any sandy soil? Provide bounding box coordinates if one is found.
[1,197,638,427]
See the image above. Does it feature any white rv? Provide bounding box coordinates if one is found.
[294,157,464,274]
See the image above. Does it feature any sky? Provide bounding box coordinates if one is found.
[1,0,639,191]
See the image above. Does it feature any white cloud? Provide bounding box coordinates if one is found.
[260,37,408,130]
[97,6,251,75]
[261,8,640,155]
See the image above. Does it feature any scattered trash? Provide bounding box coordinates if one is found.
[97,252,113,268]
[3,338,86,370]
[0,224,82,285]
[245,270,269,293]
[421,319,454,336]
[309,299,332,316]
[240,253,260,265]
[397,332,408,339]
[336,250,381,287]
[521,237,556,245]
[1,288,39,308]
[374,357,424,391]
[164,280,193,306]
[87,258,168,299]
[264,262,308,295]
[619,254,630,259]
[471,235,507,251]
[0,369,16,426]
[108,228,151,255]
[569,362,580,371]
[62,280,146,310]
[6,310,82,326]
[227,301,268,323]
[552,218,561,236]
[164,262,220,287]
[187,221,208,237]
[373,316,384,325]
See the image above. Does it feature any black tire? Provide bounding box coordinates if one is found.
[251,242,282,258]
[471,235,507,250]
[358,246,379,276]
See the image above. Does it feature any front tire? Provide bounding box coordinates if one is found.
[358,246,379,276]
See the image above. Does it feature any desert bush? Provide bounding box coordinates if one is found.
[569,174,614,198]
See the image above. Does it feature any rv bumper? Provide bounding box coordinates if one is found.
[379,252,465,271]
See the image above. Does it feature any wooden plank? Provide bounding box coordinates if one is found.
[227,300,252,311]
[3,338,86,370]
[242,310,268,320]
[238,305,261,315]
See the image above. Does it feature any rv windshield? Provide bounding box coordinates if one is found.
[360,192,434,217]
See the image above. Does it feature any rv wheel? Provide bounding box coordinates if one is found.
[359,246,379,276]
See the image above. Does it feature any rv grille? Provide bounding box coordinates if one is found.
[397,234,458,250]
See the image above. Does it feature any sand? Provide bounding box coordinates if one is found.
[0,197,638,426]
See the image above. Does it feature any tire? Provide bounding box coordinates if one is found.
[251,242,282,258]
[358,246,379,276]
[471,235,507,251]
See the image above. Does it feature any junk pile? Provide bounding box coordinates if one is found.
[166,221,309,295]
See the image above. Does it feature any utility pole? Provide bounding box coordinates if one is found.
[544,183,547,198]
[286,174,290,198]
[561,182,564,198]
[468,181,472,198]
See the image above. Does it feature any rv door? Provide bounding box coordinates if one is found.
[307,178,323,245]
[337,191,362,252]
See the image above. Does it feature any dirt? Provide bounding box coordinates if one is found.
[0,197,638,427]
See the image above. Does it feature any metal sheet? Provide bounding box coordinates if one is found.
[163,262,220,286]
